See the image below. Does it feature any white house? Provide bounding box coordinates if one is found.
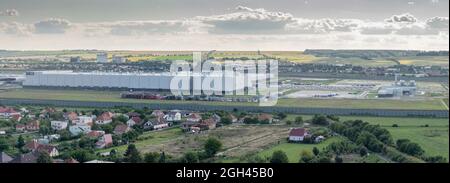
[288,128,308,142]
[51,121,69,130]
[69,125,92,136]
[73,115,94,125]
[164,112,181,122]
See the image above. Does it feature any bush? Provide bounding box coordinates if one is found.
[392,124,399,127]
[396,139,424,156]
[312,115,329,126]
[270,150,289,163]
[204,138,222,157]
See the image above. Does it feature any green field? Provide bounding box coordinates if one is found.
[340,116,449,159]
[98,127,184,154]
[255,137,343,163]
[1,88,448,110]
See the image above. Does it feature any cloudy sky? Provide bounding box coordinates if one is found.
[0,0,448,50]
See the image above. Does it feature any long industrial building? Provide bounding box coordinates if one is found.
[22,71,266,93]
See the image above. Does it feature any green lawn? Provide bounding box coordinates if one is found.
[338,116,449,159]
[256,137,343,163]
[97,127,184,154]
[1,88,448,110]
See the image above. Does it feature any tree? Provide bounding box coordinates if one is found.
[277,112,287,120]
[359,146,368,157]
[270,150,288,163]
[124,144,142,163]
[312,115,329,126]
[204,138,222,157]
[299,150,314,163]
[294,116,303,124]
[220,117,232,125]
[144,152,160,163]
[71,149,96,163]
[37,151,53,163]
[182,151,199,163]
[312,147,320,156]
[286,120,292,125]
[16,135,25,149]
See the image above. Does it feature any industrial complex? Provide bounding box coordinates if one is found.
[22,70,260,93]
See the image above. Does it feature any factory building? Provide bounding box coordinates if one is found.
[377,78,417,98]
[69,57,81,63]
[22,71,263,94]
[112,55,125,64]
[97,52,108,63]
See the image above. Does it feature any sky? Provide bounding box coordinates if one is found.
[0,0,448,50]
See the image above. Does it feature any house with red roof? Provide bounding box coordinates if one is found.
[0,107,20,118]
[95,134,113,149]
[126,116,143,127]
[95,112,114,124]
[114,124,130,135]
[289,128,308,142]
[10,114,22,122]
[186,113,202,122]
[25,120,40,131]
[15,124,26,132]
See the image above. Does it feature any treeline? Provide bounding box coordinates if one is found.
[330,120,447,163]
[304,49,449,58]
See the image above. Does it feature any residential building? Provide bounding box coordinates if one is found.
[144,117,169,130]
[69,124,92,136]
[51,121,69,130]
[25,120,40,131]
[0,107,20,117]
[289,128,308,142]
[126,116,143,127]
[114,124,130,135]
[164,111,181,122]
[95,134,113,149]
[95,112,114,124]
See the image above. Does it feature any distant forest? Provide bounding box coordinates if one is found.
[304,49,449,58]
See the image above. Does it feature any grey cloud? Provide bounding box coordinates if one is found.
[426,17,449,29]
[197,6,295,34]
[0,9,19,16]
[34,18,72,34]
[385,13,417,23]
[106,21,191,36]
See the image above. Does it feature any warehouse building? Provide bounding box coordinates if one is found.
[22,71,263,94]
[377,79,417,98]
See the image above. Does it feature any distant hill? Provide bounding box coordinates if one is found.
[304,49,449,59]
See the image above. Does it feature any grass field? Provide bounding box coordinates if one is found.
[98,127,184,154]
[340,116,449,159]
[399,56,449,67]
[1,88,448,110]
[255,137,343,163]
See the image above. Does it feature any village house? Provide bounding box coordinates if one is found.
[15,124,26,132]
[25,120,40,131]
[10,152,39,163]
[0,107,20,118]
[258,113,274,124]
[288,128,308,142]
[164,111,181,122]
[127,112,141,118]
[144,116,169,130]
[95,134,113,149]
[86,130,105,138]
[114,124,131,135]
[126,116,143,127]
[10,114,22,122]
[64,112,78,121]
[186,113,202,122]
[95,112,114,124]
[51,121,69,130]
[69,124,92,136]
[197,118,217,130]
[24,140,59,157]
[151,110,165,118]
[72,115,94,126]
